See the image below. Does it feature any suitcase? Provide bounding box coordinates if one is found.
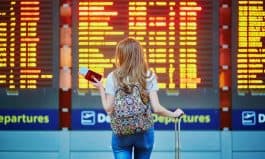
[174,116,182,159]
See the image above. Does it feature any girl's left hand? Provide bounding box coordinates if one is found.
[173,108,184,118]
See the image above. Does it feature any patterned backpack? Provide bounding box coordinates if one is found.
[110,84,153,136]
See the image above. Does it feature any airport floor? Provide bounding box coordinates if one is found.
[0,130,265,159]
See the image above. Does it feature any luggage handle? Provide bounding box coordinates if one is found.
[174,114,184,159]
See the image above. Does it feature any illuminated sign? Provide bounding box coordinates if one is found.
[0,109,59,130]
[237,0,265,94]
[72,0,219,109]
[232,0,265,108]
[233,109,265,130]
[72,109,220,130]
[0,0,58,109]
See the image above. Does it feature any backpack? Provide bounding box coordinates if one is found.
[110,84,153,136]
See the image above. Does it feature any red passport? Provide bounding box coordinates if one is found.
[79,67,102,82]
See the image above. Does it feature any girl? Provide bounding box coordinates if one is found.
[91,37,184,159]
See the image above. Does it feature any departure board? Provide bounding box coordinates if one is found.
[232,0,265,108]
[0,0,59,108]
[72,0,219,109]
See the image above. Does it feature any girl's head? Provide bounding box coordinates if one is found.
[114,37,149,90]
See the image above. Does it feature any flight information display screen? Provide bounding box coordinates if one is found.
[232,0,265,108]
[72,0,219,109]
[0,0,59,108]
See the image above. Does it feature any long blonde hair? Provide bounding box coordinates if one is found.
[113,38,150,93]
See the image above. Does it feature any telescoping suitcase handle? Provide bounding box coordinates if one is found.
[174,115,184,159]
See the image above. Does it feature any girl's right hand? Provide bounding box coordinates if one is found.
[90,77,104,90]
